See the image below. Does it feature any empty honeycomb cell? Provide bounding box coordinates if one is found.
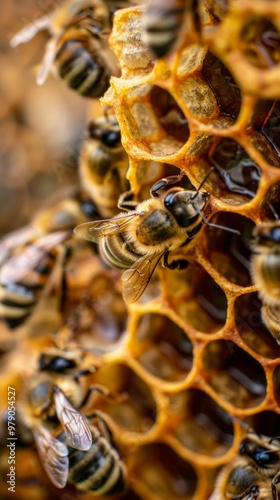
[202,52,241,119]
[131,443,197,499]
[247,411,280,437]
[249,130,280,168]
[235,292,280,358]
[178,76,219,120]
[126,85,190,157]
[202,340,267,408]
[194,268,227,326]
[240,16,280,69]
[162,264,227,333]
[262,100,280,154]
[134,313,193,382]
[171,389,233,457]
[176,45,207,77]
[203,213,254,286]
[273,366,280,406]
[209,137,262,202]
[93,363,157,433]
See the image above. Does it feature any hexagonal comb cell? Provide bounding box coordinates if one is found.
[235,292,280,358]
[209,138,262,202]
[202,340,267,408]
[203,213,254,286]
[240,16,280,69]
[131,443,197,499]
[171,389,233,457]
[248,411,280,437]
[94,363,157,433]
[163,264,227,333]
[202,52,241,119]
[134,313,193,382]
[126,85,190,157]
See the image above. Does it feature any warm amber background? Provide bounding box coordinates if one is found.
[0,0,89,235]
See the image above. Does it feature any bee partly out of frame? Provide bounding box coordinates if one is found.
[251,221,280,344]
[0,193,98,330]
[142,0,200,59]
[10,0,120,98]
[211,430,280,500]
[17,347,127,495]
[0,231,70,329]
[79,113,129,218]
[75,170,239,304]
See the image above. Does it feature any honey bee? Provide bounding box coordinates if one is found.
[211,431,280,499]
[0,231,70,329]
[10,0,120,98]
[17,347,126,494]
[75,171,240,304]
[251,221,280,343]
[0,193,98,329]
[143,0,199,59]
[79,113,129,218]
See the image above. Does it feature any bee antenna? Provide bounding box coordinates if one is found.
[268,202,279,221]
[191,167,215,201]
[193,204,241,235]
[230,415,264,438]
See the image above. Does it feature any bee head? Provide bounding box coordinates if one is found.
[39,349,78,374]
[88,121,121,148]
[164,189,210,227]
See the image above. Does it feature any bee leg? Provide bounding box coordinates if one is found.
[271,471,280,500]
[151,171,185,198]
[85,410,113,441]
[163,251,189,270]
[73,368,97,382]
[117,190,138,211]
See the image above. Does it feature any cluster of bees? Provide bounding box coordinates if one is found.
[1,0,280,498]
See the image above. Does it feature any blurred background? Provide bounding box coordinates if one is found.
[0,0,89,235]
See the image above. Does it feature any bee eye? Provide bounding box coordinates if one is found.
[81,199,98,219]
[269,227,280,242]
[100,130,121,148]
[250,485,259,493]
[164,191,198,227]
[39,355,76,372]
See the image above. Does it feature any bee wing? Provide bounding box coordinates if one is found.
[0,231,69,286]
[36,35,61,85]
[53,386,92,451]
[121,251,164,304]
[33,425,69,489]
[0,225,34,266]
[74,212,138,243]
[10,15,50,48]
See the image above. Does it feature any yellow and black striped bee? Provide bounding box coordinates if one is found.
[75,170,239,304]
[17,347,127,494]
[0,193,98,330]
[143,0,199,59]
[251,221,280,344]
[211,431,280,499]
[10,0,120,98]
[79,113,129,218]
[0,231,70,329]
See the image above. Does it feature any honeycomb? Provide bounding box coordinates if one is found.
[2,1,280,499]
